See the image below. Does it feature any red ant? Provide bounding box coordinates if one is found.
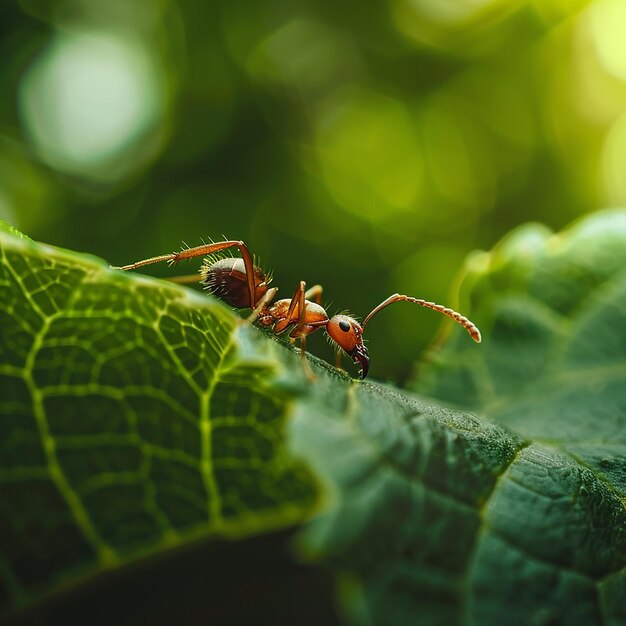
[112,240,481,379]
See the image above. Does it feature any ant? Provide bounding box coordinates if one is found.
[112,239,481,379]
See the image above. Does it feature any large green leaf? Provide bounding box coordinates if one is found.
[0,214,624,625]
[290,211,626,625]
[416,209,626,497]
[0,223,318,616]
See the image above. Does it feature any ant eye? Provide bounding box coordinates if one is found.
[339,320,351,332]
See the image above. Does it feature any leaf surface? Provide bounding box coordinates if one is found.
[0,215,624,626]
[417,210,626,497]
[292,210,626,626]
[0,223,317,613]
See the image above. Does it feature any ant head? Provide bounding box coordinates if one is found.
[327,315,369,379]
[327,294,481,381]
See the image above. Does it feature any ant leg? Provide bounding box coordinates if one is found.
[298,335,315,381]
[247,287,278,323]
[335,351,342,369]
[304,284,323,304]
[112,240,258,311]
[284,282,316,380]
[286,281,307,329]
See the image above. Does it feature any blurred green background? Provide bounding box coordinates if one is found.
[2,0,625,382]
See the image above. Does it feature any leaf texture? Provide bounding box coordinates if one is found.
[292,211,626,626]
[0,223,316,613]
[0,215,624,626]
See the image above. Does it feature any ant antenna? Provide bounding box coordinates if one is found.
[362,294,481,343]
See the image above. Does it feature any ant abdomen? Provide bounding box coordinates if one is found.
[201,257,269,309]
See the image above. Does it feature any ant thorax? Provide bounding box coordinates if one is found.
[266,299,328,335]
[200,257,268,309]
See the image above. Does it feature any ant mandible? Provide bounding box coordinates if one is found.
[112,239,481,379]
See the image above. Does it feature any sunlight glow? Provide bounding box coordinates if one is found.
[602,111,626,204]
[589,0,626,83]
[19,30,165,180]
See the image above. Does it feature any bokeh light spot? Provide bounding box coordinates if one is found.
[589,0,626,83]
[314,88,423,221]
[531,0,590,24]
[19,30,166,181]
[393,0,521,51]
[401,0,497,25]
[602,111,626,204]
[247,18,361,95]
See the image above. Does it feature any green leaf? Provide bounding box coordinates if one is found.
[295,211,626,625]
[416,209,626,497]
[292,389,625,626]
[291,210,626,626]
[0,220,317,614]
[0,214,624,626]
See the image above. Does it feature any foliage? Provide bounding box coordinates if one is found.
[1,211,624,625]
